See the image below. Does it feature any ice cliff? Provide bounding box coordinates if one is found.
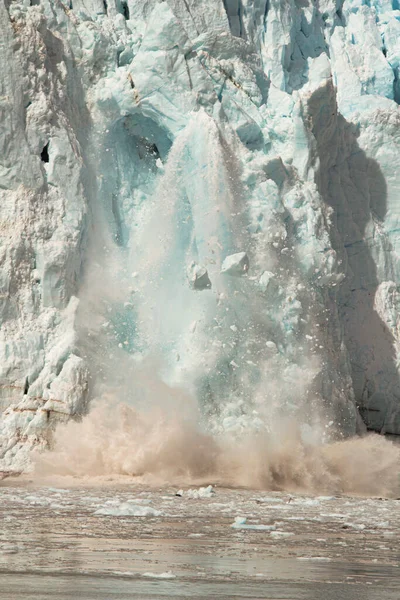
[1,0,400,473]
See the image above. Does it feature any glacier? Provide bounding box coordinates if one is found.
[1,0,400,474]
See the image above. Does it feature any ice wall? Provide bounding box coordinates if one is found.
[1,0,400,473]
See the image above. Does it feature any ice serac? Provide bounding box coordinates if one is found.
[1,0,400,472]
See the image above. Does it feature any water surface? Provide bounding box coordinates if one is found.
[1,482,399,599]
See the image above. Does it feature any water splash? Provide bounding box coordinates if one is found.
[34,383,400,497]
[38,112,400,497]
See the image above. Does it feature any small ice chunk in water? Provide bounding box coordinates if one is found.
[256,496,283,504]
[186,485,216,499]
[297,557,332,561]
[221,252,249,275]
[142,572,176,579]
[293,498,320,506]
[0,544,19,554]
[231,517,276,531]
[343,522,365,530]
[94,503,162,517]
[270,531,294,538]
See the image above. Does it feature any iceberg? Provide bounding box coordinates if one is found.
[1,0,400,473]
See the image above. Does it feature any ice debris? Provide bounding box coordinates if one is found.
[231,517,276,531]
[270,531,294,539]
[342,523,366,531]
[297,557,332,562]
[187,485,216,499]
[187,262,212,290]
[142,572,176,579]
[255,497,284,504]
[0,544,19,555]
[178,485,216,499]
[258,271,275,292]
[94,503,162,517]
[220,252,249,276]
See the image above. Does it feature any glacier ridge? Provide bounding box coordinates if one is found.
[1,0,400,473]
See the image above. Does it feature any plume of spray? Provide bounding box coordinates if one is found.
[35,112,400,497]
[34,363,400,497]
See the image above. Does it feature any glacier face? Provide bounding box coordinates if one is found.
[1,0,400,473]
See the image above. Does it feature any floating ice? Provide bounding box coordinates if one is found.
[185,485,216,499]
[297,557,332,562]
[270,531,294,538]
[142,572,176,579]
[231,517,276,531]
[255,497,284,504]
[94,503,162,517]
[0,544,19,555]
[342,523,366,531]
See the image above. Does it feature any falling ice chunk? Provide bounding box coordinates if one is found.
[221,252,249,276]
[258,270,274,292]
[187,262,212,290]
[265,341,277,352]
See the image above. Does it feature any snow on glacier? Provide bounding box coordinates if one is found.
[1,0,400,474]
